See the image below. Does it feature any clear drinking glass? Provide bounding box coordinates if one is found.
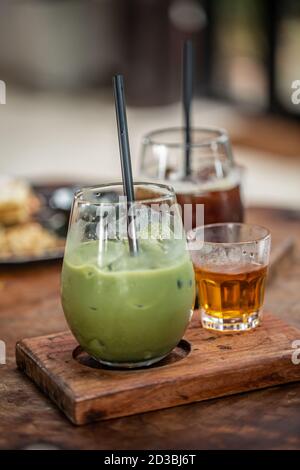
[140,127,244,227]
[187,223,271,331]
[61,182,195,368]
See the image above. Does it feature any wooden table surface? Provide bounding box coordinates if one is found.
[1,207,300,450]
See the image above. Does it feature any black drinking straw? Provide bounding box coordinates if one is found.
[113,74,139,256]
[183,40,193,177]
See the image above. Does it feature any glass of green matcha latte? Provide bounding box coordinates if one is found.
[61,182,195,369]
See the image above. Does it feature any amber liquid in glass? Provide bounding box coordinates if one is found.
[176,184,244,227]
[194,263,268,321]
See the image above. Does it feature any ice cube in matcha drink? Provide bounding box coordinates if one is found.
[61,238,195,367]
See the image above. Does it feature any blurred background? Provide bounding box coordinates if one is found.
[0,0,299,209]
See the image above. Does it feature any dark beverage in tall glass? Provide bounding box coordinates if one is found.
[140,127,244,227]
[175,182,244,227]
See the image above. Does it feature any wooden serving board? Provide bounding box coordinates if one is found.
[16,312,300,426]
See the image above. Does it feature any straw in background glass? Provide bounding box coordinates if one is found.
[182,40,194,178]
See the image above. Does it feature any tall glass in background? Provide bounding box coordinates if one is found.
[61,183,195,369]
[140,127,244,228]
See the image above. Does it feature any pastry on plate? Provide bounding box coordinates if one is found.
[0,222,63,259]
[0,177,40,226]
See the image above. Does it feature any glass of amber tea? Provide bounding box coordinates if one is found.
[187,223,271,332]
[139,127,244,228]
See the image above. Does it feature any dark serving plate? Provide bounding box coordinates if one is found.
[0,182,77,265]
[0,247,66,265]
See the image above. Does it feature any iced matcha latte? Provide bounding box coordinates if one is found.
[61,183,195,368]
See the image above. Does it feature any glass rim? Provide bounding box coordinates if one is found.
[142,126,229,148]
[187,223,271,245]
[74,181,176,206]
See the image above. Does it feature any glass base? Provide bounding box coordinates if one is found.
[94,353,168,369]
[201,309,262,332]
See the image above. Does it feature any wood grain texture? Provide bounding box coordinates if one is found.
[231,115,300,158]
[1,207,300,449]
[16,313,300,425]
